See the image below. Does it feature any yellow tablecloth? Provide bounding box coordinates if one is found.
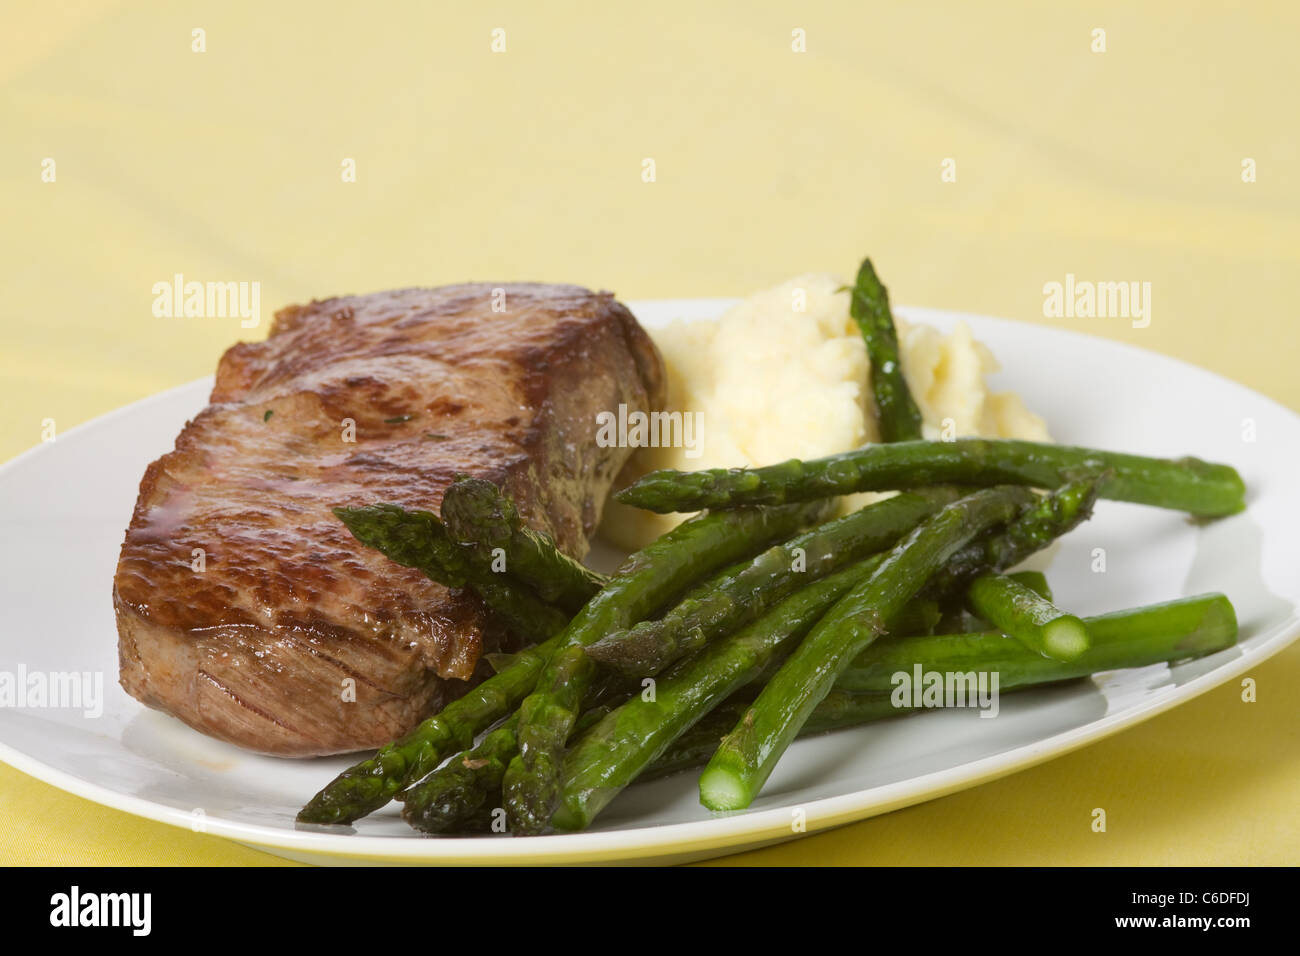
[2,1,1296,866]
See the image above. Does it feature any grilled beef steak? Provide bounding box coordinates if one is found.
[114,283,664,756]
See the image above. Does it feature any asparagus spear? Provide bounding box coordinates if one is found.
[947,569,1052,633]
[637,694,896,784]
[297,502,820,825]
[399,713,519,834]
[490,591,943,673]
[501,501,830,834]
[644,593,1237,785]
[334,503,567,643]
[297,633,563,825]
[924,474,1101,597]
[698,486,1033,811]
[401,697,621,835]
[849,258,924,442]
[966,572,1089,661]
[655,481,1090,761]
[583,488,960,679]
[841,265,938,639]
[502,643,590,833]
[441,476,606,612]
[437,593,1237,829]
[836,592,1237,693]
[746,479,1096,678]
[615,438,1245,517]
[1006,570,1052,601]
[553,559,880,831]
[638,700,753,782]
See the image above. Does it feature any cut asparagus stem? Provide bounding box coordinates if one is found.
[616,438,1245,517]
[584,488,959,679]
[501,501,830,834]
[698,486,1032,812]
[966,572,1090,662]
[848,257,924,442]
[956,570,1053,633]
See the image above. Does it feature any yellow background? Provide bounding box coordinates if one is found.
[2,1,1297,865]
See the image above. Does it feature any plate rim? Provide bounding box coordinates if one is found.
[2,301,1297,864]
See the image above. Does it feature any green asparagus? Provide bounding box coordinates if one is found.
[297,632,563,825]
[494,591,941,674]
[616,438,1245,517]
[399,713,519,834]
[966,572,1090,661]
[502,501,829,834]
[698,486,1033,811]
[642,693,902,783]
[410,593,1237,830]
[1006,570,1052,601]
[950,569,1052,632]
[334,503,567,643]
[298,502,819,825]
[584,489,959,679]
[401,696,622,835]
[924,474,1101,597]
[553,558,881,831]
[752,483,1089,697]
[849,258,924,442]
[441,476,606,612]
[836,592,1237,693]
[646,593,1237,785]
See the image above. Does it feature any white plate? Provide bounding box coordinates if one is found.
[1,302,1296,866]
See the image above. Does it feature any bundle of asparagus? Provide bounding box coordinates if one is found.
[297,257,1245,835]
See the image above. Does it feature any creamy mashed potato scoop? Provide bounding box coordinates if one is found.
[601,274,1049,551]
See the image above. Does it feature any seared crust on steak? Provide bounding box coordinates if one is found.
[114,283,664,756]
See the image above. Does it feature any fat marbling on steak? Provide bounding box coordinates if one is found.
[113,283,665,756]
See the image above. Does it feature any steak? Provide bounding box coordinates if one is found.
[114,283,665,756]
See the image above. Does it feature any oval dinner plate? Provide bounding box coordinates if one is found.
[0,302,1296,866]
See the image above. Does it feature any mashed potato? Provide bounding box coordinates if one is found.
[600,273,1049,550]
